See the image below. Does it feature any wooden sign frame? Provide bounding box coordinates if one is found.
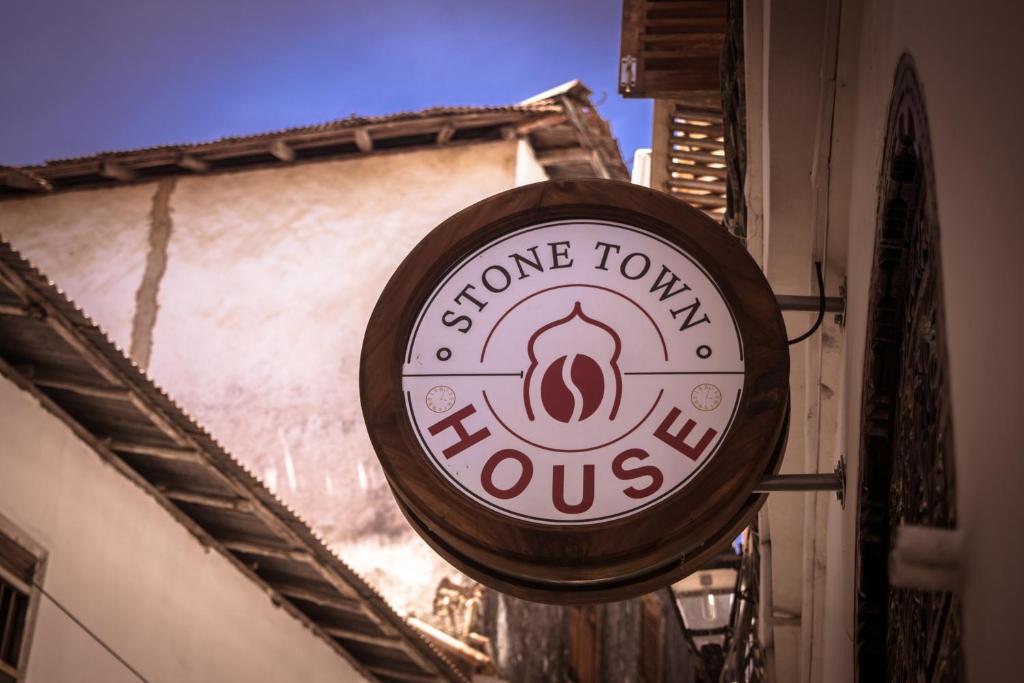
[361,179,788,603]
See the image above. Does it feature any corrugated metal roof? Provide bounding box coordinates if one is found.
[0,237,468,683]
[38,103,563,166]
[1,81,628,197]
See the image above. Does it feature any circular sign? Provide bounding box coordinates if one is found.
[404,221,745,525]
[361,180,788,603]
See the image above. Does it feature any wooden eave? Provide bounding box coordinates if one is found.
[0,239,468,683]
[1,85,627,198]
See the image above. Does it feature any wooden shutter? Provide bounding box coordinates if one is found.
[651,100,728,221]
[619,0,728,98]
[666,102,727,220]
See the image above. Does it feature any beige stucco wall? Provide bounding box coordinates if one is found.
[0,138,538,617]
[0,374,366,682]
[826,3,1024,681]
[0,184,154,351]
[748,0,1024,681]
[745,1,842,681]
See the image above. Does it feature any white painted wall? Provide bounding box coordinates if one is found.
[0,138,542,618]
[0,374,366,683]
[514,138,548,186]
[748,1,1024,680]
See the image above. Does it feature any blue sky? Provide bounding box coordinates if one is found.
[0,1,652,169]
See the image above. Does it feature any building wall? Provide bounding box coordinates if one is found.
[826,3,1024,681]
[747,1,1024,681]
[0,374,366,682]
[744,1,842,680]
[0,139,532,617]
[514,138,548,186]
[0,140,540,618]
[0,183,154,351]
[478,591,693,683]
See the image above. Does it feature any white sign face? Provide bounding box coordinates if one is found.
[403,221,744,524]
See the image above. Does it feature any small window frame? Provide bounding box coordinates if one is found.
[0,511,46,683]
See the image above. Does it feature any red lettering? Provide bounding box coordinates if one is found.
[481,449,533,499]
[552,464,595,513]
[427,404,491,459]
[612,448,664,499]
[654,407,717,461]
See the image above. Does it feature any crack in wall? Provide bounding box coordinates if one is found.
[130,178,175,370]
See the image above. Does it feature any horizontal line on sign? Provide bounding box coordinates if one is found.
[624,370,745,375]
[402,372,524,378]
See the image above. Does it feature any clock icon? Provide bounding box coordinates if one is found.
[690,383,722,411]
[425,385,456,413]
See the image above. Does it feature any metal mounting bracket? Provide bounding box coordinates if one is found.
[775,294,846,314]
[619,56,637,93]
[777,262,848,345]
[754,456,847,508]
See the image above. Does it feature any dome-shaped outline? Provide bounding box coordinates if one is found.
[523,301,622,422]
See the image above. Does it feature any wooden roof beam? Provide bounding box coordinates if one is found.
[512,113,568,136]
[160,488,255,513]
[407,617,491,667]
[0,257,192,448]
[559,96,612,179]
[275,582,368,613]
[2,169,51,192]
[126,393,193,445]
[323,626,404,649]
[307,559,380,604]
[435,124,455,145]
[535,147,594,165]
[269,140,295,162]
[33,375,131,401]
[177,153,210,173]
[221,539,310,561]
[225,497,369,604]
[354,128,374,153]
[100,161,135,182]
[366,665,440,683]
[0,303,30,316]
[108,440,203,463]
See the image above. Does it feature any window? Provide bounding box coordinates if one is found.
[855,55,963,682]
[0,577,29,683]
[0,515,44,683]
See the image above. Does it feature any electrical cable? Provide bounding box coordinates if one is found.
[787,261,826,345]
[32,580,150,683]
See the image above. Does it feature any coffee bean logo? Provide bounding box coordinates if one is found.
[539,353,605,423]
[523,302,622,423]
